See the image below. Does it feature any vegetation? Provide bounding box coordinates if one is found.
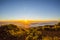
[0,22,60,40]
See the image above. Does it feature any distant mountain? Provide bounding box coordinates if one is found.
[0,22,22,26]
[0,21,58,27]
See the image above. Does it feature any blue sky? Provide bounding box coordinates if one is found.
[0,0,60,20]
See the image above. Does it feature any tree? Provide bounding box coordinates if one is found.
[0,24,20,40]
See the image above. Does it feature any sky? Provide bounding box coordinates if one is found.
[0,0,60,21]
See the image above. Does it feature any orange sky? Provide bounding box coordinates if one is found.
[0,19,59,22]
[0,19,59,28]
[0,19,59,24]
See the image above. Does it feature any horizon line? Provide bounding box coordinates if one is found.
[0,19,60,22]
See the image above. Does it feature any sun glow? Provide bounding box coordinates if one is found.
[21,19,30,28]
[23,19,29,25]
[0,19,59,28]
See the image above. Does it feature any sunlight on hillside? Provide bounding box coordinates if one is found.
[0,22,60,40]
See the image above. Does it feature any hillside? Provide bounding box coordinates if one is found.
[0,22,60,40]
